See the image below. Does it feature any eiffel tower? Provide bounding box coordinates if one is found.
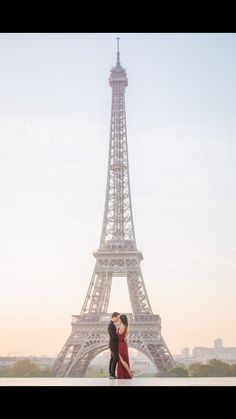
[52,39,175,377]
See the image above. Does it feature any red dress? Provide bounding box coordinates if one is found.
[116,330,132,379]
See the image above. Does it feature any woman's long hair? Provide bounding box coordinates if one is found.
[120,314,128,336]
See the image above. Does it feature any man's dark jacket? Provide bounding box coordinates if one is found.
[108,320,118,350]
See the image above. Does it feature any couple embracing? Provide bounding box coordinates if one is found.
[108,312,134,379]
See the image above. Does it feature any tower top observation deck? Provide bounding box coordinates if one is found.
[109,37,128,87]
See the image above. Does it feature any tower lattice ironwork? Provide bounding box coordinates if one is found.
[52,39,175,377]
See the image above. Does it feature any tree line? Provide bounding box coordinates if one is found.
[0,359,53,377]
[168,359,236,377]
[0,358,236,377]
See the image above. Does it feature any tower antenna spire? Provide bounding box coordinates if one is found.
[116,37,120,64]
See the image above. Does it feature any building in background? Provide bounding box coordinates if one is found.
[192,339,236,362]
[174,339,236,364]
[181,347,190,358]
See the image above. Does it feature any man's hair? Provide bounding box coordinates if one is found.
[111,312,120,318]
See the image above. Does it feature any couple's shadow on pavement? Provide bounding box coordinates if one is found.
[108,378,134,386]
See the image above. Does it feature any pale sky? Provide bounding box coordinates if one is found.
[0,33,236,357]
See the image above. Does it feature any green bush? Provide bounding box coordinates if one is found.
[168,367,189,377]
[188,360,235,377]
[0,360,53,377]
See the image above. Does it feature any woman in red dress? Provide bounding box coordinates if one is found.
[116,314,134,379]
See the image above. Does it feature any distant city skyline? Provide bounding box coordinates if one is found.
[0,33,236,356]
[2,337,236,366]
[2,337,233,358]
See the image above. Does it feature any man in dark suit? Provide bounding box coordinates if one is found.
[108,312,120,378]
